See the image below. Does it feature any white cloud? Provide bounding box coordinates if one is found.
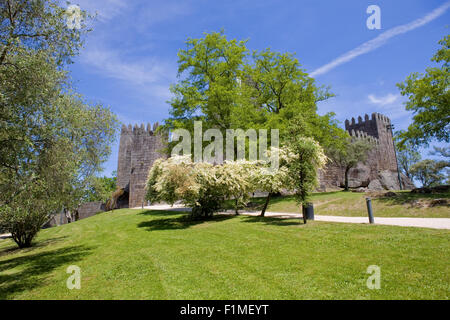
[368,93,399,106]
[69,0,128,21]
[310,1,450,77]
[81,45,176,101]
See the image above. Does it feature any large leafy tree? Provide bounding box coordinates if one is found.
[166,32,247,136]
[164,31,346,154]
[0,0,118,248]
[397,35,450,147]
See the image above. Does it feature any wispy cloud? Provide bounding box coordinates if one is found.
[310,1,450,77]
[81,45,176,100]
[368,93,399,106]
[70,0,128,21]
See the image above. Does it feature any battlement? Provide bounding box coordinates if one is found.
[345,112,391,140]
[349,129,379,145]
[344,112,398,176]
[121,122,160,135]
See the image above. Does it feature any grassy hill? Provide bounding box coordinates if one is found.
[1,200,449,299]
[239,190,450,218]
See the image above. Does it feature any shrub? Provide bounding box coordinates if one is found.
[146,138,326,219]
[0,196,55,248]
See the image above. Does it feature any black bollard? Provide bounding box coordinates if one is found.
[302,203,314,223]
[366,197,375,224]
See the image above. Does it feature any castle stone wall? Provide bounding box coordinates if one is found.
[117,123,167,208]
[320,112,402,189]
[118,113,406,201]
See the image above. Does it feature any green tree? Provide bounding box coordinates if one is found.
[0,1,118,248]
[164,31,346,154]
[165,31,247,138]
[410,159,448,187]
[429,146,450,184]
[85,174,117,203]
[394,132,421,180]
[397,35,450,147]
[329,137,374,191]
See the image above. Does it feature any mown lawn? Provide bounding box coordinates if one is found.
[0,208,448,300]
[241,191,450,218]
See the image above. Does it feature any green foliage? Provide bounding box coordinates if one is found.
[0,1,118,247]
[85,174,117,203]
[0,180,60,248]
[394,132,421,180]
[147,137,326,218]
[164,31,346,156]
[165,31,247,144]
[397,35,450,147]
[286,137,327,204]
[410,159,449,187]
[146,156,226,218]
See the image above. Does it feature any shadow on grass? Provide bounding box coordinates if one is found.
[225,191,348,211]
[241,215,305,226]
[139,209,190,217]
[137,213,234,231]
[0,244,93,299]
[0,236,69,258]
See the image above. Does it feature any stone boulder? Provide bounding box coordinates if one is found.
[378,170,401,190]
[400,173,415,190]
[368,179,384,191]
[347,163,371,188]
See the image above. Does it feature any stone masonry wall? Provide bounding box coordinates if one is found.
[117,123,167,208]
[320,112,402,189]
[118,113,405,202]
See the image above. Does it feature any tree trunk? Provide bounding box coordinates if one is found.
[344,167,350,191]
[261,193,272,217]
[235,198,239,215]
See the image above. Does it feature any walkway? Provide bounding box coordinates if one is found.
[134,204,450,230]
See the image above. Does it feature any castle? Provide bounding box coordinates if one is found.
[117,113,413,208]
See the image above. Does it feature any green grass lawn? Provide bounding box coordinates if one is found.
[0,208,449,299]
[239,191,450,218]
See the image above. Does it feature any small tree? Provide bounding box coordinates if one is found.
[330,137,373,191]
[0,195,56,248]
[410,159,448,187]
[85,174,117,203]
[287,137,327,206]
[255,138,326,217]
[395,133,421,180]
[219,161,255,215]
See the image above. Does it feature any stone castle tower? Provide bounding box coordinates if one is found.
[117,123,167,208]
[117,113,410,208]
[319,112,408,190]
[345,113,398,173]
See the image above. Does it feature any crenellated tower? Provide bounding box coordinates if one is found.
[117,123,167,208]
[319,112,405,190]
[345,113,398,173]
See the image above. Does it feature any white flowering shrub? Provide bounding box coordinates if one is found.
[146,137,326,219]
[219,160,257,214]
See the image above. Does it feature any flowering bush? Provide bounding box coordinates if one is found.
[146,137,326,219]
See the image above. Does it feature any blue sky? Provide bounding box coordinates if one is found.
[67,0,450,176]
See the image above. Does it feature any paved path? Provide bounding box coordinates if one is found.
[134,204,450,230]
